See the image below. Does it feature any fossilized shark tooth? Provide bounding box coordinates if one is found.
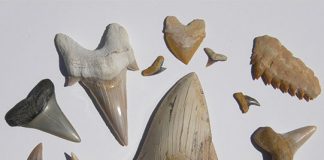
[141,56,166,76]
[252,126,316,160]
[233,92,260,113]
[5,79,81,142]
[54,23,138,146]
[135,72,218,160]
[163,16,206,65]
[251,35,321,101]
[65,152,79,160]
[204,48,227,67]
[27,143,42,160]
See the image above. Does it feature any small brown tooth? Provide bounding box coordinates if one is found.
[304,94,310,101]
[262,69,272,85]
[271,78,281,89]
[279,81,289,93]
[252,63,263,79]
[233,92,260,113]
[288,84,297,96]
[296,90,305,100]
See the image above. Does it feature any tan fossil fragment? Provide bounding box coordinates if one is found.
[55,23,138,146]
[204,48,227,67]
[27,143,42,160]
[252,126,316,160]
[135,72,217,160]
[163,16,206,65]
[251,35,321,101]
[233,92,260,113]
[141,56,166,76]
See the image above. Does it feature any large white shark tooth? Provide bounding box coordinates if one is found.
[54,23,138,146]
[27,143,43,160]
[5,79,81,142]
[252,126,317,160]
[135,72,218,160]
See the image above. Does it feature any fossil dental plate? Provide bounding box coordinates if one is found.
[27,143,43,160]
[252,126,316,160]
[163,16,206,65]
[135,72,218,160]
[233,92,260,113]
[54,23,138,146]
[5,79,81,142]
[204,48,227,67]
[251,35,321,101]
[141,56,166,76]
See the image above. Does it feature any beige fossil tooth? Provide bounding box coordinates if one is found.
[251,35,321,101]
[233,92,260,113]
[55,23,138,146]
[5,79,81,142]
[252,126,316,160]
[141,56,166,76]
[27,143,42,160]
[163,16,206,65]
[135,72,218,160]
[204,48,227,67]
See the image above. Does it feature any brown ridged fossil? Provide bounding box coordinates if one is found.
[233,92,260,113]
[252,126,316,160]
[251,35,321,101]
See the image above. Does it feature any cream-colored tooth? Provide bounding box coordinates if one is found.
[80,69,128,146]
[283,126,317,154]
[252,126,317,160]
[204,48,227,67]
[70,152,79,160]
[55,23,138,146]
[5,79,81,142]
[27,143,42,160]
[135,72,218,160]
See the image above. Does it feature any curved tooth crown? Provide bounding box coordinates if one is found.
[252,126,316,160]
[5,79,81,142]
[163,16,206,65]
[27,143,43,160]
[251,35,321,101]
[141,56,166,76]
[233,92,260,113]
[136,72,218,160]
[54,23,138,146]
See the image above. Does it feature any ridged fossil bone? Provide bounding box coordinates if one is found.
[141,56,166,76]
[252,126,316,160]
[233,92,260,113]
[27,143,42,160]
[55,23,139,146]
[163,16,206,65]
[251,35,321,101]
[135,72,218,160]
[204,48,227,67]
[5,79,81,142]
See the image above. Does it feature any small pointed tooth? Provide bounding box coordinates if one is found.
[27,143,43,160]
[245,95,260,106]
[252,126,316,160]
[279,81,290,93]
[204,48,227,67]
[261,69,273,85]
[251,62,263,79]
[136,72,218,160]
[271,78,281,89]
[142,56,166,76]
[288,84,297,96]
[5,79,81,143]
[80,69,128,146]
[296,90,305,100]
[233,92,260,113]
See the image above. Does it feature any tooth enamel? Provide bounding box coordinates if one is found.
[141,56,166,76]
[252,126,316,160]
[27,143,42,160]
[163,16,206,65]
[233,92,260,113]
[54,23,137,146]
[5,79,81,142]
[204,48,227,67]
[135,72,218,160]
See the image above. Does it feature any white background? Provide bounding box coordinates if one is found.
[0,0,323,159]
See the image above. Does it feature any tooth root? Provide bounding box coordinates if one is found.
[135,72,218,160]
[142,56,166,76]
[233,92,260,113]
[80,69,128,146]
[5,79,81,143]
[27,143,42,160]
[252,126,316,160]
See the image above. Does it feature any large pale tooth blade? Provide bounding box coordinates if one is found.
[80,69,128,146]
[135,72,218,160]
[27,143,42,160]
[5,79,81,143]
[283,126,317,154]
